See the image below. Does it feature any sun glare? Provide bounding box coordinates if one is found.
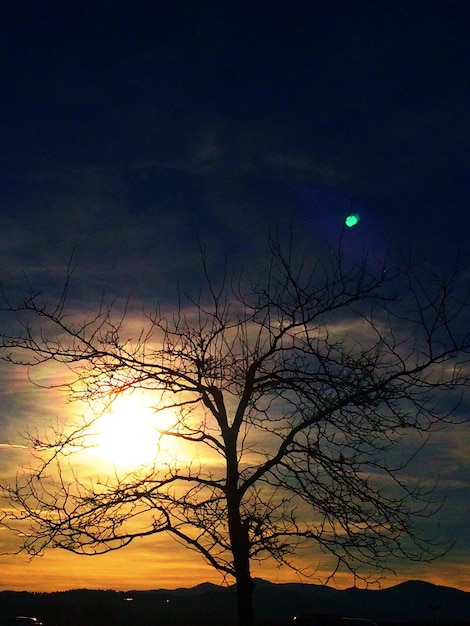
[82,390,217,473]
[91,392,162,469]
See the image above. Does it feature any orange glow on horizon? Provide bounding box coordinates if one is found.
[2,536,470,593]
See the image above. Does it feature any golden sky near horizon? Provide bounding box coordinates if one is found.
[2,532,470,593]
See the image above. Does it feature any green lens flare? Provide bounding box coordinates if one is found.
[345,213,360,227]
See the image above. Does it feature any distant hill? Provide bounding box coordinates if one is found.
[245,579,470,624]
[1,580,469,626]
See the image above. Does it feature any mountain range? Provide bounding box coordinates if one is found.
[1,579,469,626]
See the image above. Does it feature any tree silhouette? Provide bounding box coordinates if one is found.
[1,241,469,626]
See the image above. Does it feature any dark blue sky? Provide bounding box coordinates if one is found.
[2,0,469,301]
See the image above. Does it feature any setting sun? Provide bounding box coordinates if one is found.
[91,392,161,469]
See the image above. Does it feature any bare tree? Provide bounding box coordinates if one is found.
[1,242,469,626]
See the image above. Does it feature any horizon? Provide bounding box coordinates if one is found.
[2,576,470,595]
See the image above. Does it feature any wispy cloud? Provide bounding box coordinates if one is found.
[0,443,27,449]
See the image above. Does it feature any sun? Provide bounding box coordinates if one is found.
[83,390,206,472]
[91,391,162,469]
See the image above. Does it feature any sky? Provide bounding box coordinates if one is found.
[1,0,470,593]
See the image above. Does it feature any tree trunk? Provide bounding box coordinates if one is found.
[225,433,255,626]
[235,560,255,626]
[228,510,255,626]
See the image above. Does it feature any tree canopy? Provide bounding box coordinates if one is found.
[1,242,469,626]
